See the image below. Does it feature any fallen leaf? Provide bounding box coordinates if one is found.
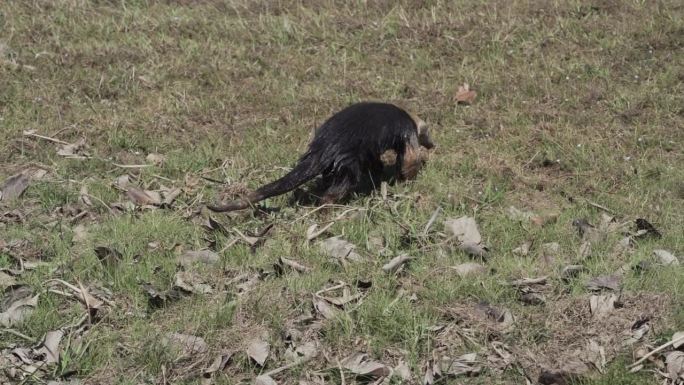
[589,294,616,319]
[79,185,93,206]
[0,291,39,327]
[654,249,679,266]
[126,186,161,206]
[320,236,363,263]
[540,242,560,265]
[174,271,213,294]
[246,337,270,366]
[72,225,88,244]
[35,330,64,364]
[313,298,339,319]
[0,173,30,201]
[114,174,131,189]
[585,274,621,291]
[178,249,220,266]
[666,351,684,381]
[395,360,412,381]
[451,262,487,278]
[161,187,181,206]
[341,352,391,378]
[583,339,606,372]
[382,254,413,273]
[255,375,277,385]
[455,83,477,105]
[512,241,531,256]
[438,353,481,376]
[672,331,684,349]
[0,271,17,289]
[164,332,208,356]
[444,216,481,244]
[56,138,86,157]
[146,153,165,166]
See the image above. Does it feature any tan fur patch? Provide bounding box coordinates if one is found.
[401,144,422,180]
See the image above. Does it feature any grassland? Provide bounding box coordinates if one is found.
[1,1,683,384]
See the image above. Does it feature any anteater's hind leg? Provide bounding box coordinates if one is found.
[319,170,358,205]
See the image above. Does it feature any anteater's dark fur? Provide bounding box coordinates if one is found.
[207,102,433,212]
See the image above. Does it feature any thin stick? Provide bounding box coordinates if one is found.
[628,335,684,368]
[111,163,152,169]
[22,131,70,145]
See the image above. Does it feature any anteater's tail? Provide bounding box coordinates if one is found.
[207,155,321,212]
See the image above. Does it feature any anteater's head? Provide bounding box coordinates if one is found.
[405,109,435,150]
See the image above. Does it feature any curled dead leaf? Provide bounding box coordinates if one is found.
[382,254,413,273]
[455,83,477,105]
[178,249,220,266]
[246,337,270,366]
[341,352,391,378]
[320,236,363,263]
[164,332,208,356]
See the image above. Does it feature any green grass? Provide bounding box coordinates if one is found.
[1,1,682,384]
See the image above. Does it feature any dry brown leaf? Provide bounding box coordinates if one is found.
[255,375,277,385]
[164,332,208,356]
[146,153,165,166]
[512,241,531,256]
[438,353,481,377]
[451,262,487,278]
[382,254,413,273]
[174,271,213,294]
[178,249,220,266]
[0,271,17,289]
[246,337,270,366]
[672,331,684,349]
[583,339,606,372]
[444,216,482,244]
[35,330,64,364]
[395,360,412,381]
[589,294,617,319]
[313,298,339,319]
[56,138,86,157]
[585,274,621,291]
[125,186,160,206]
[455,83,477,105]
[320,236,363,263]
[654,249,679,266]
[341,352,391,378]
[161,187,181,206]
[666,351,684,381]
[0,173,31,201]
[72,224,88,244]
[0,292,39,327]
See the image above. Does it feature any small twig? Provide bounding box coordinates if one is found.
[628,335,684,368]
[111,163,152,169]
[22,131,70,145]
[584,199,615,214]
